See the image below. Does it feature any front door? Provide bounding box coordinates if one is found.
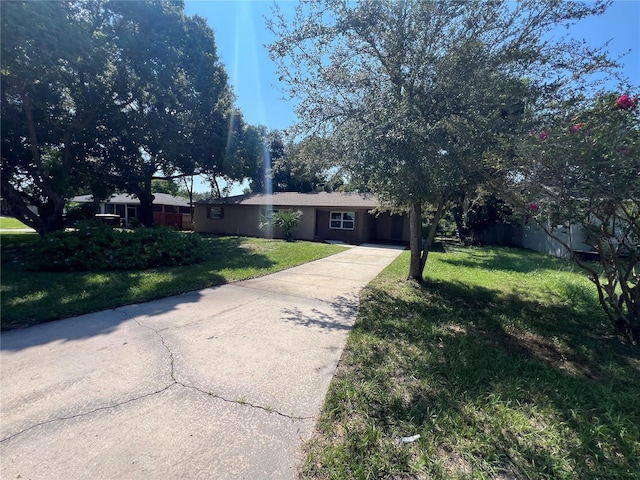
[127,206,138,224]
[315,210,329,240]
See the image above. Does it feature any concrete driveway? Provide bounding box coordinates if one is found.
[0,244,403,479]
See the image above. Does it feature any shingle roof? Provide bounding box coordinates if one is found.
[71,193,190,207]
[196,192,378,208]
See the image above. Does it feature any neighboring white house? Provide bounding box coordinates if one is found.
[70,193,192,229]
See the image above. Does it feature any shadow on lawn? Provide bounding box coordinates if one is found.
[1,236,276,342]
[439,245,575,274]
[349,278,640,478]
[203,236,276,270]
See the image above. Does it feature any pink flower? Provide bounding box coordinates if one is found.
[538,130,549,140]
[570,123,584,132]
[616,94,637,110]
[528,203,539,212]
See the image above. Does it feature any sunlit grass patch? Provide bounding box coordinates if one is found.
[301,246,640,480]
[0,216,30,229]
[1,235,346,329]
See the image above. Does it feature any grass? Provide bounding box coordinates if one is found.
[1,233,346,330]
[301,246,640,480]
[0,216,31,229]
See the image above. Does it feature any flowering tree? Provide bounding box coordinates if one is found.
[510,92,639,344]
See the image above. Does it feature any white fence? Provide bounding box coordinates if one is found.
[521,223,592,259]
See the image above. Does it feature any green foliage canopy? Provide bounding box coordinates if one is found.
[1,1,247,233]
[268,0,618,281]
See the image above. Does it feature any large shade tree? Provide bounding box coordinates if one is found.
[272,136,343,193]
[269,0,617,281]
[248,129,282,194]
[248,132,344,194]
[2,1,238,232]
[74,1,233,226]
[219,112,266,197]
[1,1,110,234]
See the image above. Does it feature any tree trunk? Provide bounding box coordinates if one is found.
[182,176,195,222]
[139,192,155,227]
[40,195,66,234]
[130,182,155,227]
[211,176,222,198]
[408,200,423,282]
[9,87,67,235]
[451,195,469,243]
[420,197,446,272]
[1,183,65,236]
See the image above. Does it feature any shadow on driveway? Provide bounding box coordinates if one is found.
[281,295,360,332]
[0,290,205,352]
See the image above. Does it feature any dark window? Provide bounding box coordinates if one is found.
[261,208,280,220]
[126,205,136,219]
[208,206,224,220]
[116,205,126,218]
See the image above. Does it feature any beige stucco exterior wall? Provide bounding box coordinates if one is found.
[290,206,316,240]
[194,203,410,244]
[193,204,317,241]
[314,209,373,244]
[194,204,259,236]
[357,210,376,243]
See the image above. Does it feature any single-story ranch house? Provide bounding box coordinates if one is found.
[193,192,409,244]
[71,193,192,229]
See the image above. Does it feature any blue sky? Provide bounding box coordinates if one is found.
[185,1,299,131]
[183,0,640,193]
[185,0,640,131]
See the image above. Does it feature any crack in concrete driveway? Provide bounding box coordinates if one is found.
[131,315,313,421]
[1,312,312,445]
[1,244,404,479]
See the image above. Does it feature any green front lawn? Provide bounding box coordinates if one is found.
[1,234,346,330]
[301,246,639,479]
[0,216,30,229]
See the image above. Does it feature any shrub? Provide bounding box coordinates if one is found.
[259,210,303,242]
[31,221,208,271]
[64,201,95,223]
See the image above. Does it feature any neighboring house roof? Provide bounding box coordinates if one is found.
[196,192,378,209]
[71,193,190,207]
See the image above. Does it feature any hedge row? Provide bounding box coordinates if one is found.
[31,221,208,271]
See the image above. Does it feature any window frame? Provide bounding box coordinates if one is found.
[329,211,355,230]
[261,208,280,221]
[208,206,224,220]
